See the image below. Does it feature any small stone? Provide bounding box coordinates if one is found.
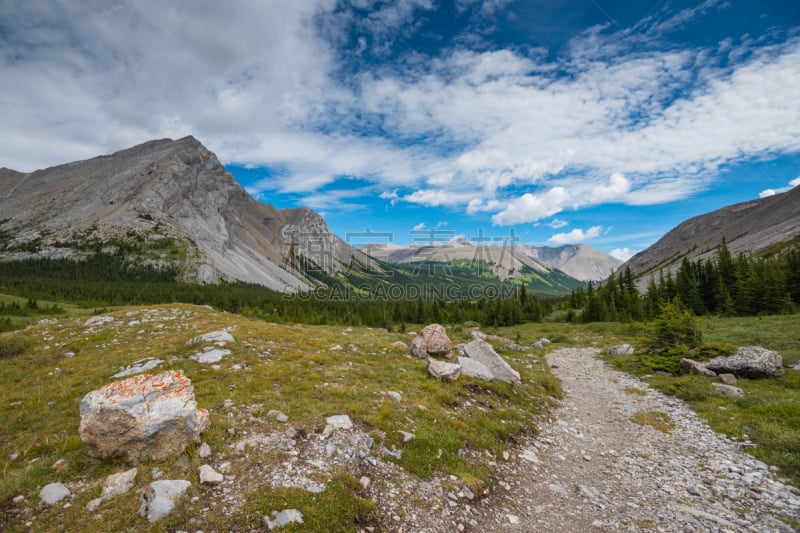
[138,480,190,522]
[198,442,212,458]
[40,483,70,505]
[507,514,520,524]
[285,427,297,438]
[325,415,353,429]
[264,509,304,530]
[52,458,67,470]
[386,391,402,402]
[398,430,416,442]
[9,452,19,461]
[198,464,224,485]
[275,412,289,423]
[360,476,371,490]
[462,486,475,500]
[712,382,745,397]
[718,373,738,385]
[12,495,25,504]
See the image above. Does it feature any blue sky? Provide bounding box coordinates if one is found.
[1,1,799,260]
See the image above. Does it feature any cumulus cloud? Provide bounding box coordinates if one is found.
[492,187,570,225]
[760,176,800,198]
[547,225,603,245]
[412,222,426,231]
[610,247,637,261]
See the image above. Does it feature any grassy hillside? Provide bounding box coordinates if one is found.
[0,304,560,532]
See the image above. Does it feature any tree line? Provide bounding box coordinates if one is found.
[574,239,800,322]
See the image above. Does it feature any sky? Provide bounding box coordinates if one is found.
[1,1,800,261]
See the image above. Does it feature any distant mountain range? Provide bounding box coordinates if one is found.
[620,184,800,284]
[363,241,621,283]
[0,137,593,295]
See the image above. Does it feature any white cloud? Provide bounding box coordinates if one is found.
[547,225,603,245]
[466,198,502,214]
[758,175,800,198]
[546,219,568,229]
[492,187,570,225]
[610,247,637,261]
[412,222,426,231]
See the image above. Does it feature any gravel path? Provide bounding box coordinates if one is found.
[473,347,800,532]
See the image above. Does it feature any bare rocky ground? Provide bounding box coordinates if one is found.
[471,348,800,533]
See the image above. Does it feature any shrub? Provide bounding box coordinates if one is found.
[652,302,703,350]
[0,335,33,359]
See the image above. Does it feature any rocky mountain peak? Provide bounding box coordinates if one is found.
[0,137,369,292]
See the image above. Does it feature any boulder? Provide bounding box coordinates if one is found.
[138,480,190,522]
[705,346,784,378]
[679,358,716,377]
[471,330,487,341]
[410,324,453,359]
[79,370,209,463]
[462,340,521,384]
[86,468,137,512]
[607,344,634,356]
[712,383,745,398]
[457,356,494,381]
[40,483,70,505]
[427,359,461,381]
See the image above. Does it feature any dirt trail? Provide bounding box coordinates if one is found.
[472,348,800,532]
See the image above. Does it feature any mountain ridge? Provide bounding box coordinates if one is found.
[620,185,800,284]
[0,136,377,292]
[363,241,621,282]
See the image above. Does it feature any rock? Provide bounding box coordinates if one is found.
[187,330,234,345]
[112,357,164,378]
[86,467,137,512]
[85,315,114,327]
[712,382,745,397]
[607,344,634,356]
[52,458,67,470]
[198,442,212,458]
[386,391,402,402]
[462,340,521,384]
[457,356,494,381]
[391,341,408,350]
[398,430,416,442]
[360,476,371,490]
[679,358,717,377]
[138,480,190,522]
[470,330,487,340]
[198,464,224,485]
[79,370,209,463]
[325,414,353,429]
[40,483,70,505]
[502,343,527,351]
[718,373,738,385]
[705,346,784,378]
[410,324,453,359]
[265,509,304,530]
[791,360,800,371]
[275,412,289,422]
[191,348,231,364]
[533,340,547,350]
[427,359,461,381]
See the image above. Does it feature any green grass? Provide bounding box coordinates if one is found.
[631,410,674,433]
[599,313,800,486]
[0,303,560,531]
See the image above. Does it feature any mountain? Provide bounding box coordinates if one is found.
[620,185,800,283]
[364,241,620,282]
[0,136,380,292]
